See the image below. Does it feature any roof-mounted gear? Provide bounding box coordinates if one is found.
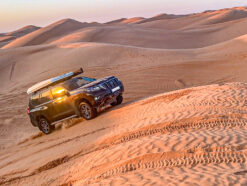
[27,68,84,94]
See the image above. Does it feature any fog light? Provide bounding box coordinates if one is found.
[95,96,101,101]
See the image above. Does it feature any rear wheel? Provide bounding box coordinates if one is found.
[38,118,55,134]
[111,95,123,106]
[79,102,97,120]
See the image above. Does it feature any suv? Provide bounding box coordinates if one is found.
[27,68,124,134]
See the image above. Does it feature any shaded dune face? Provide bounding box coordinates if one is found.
[205,8,247,25]
[1,6,247,186]
[7,25,41,38]
[0,25,40,48]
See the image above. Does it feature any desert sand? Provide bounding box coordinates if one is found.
[0,6,247,185]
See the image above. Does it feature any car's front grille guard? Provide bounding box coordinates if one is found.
[103,79,119,90]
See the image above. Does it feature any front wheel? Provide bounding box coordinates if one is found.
[111,95,123,106]
[38,118,55,134]
[79,102,97,120]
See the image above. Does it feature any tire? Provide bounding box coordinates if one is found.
[79,102,97,120]
[38,117,55,134]
[111,95,123,106]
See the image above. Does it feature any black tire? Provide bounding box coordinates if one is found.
[111,95,123,106]
[38,118,55,134]
[79,102,97,120]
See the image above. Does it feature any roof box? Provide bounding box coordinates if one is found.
[27,68,83,94]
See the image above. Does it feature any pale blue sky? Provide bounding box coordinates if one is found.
[0,0,246,32]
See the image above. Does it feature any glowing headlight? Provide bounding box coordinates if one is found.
[86,85,106,92]
[95,96,101,101]
[55,88,66,94]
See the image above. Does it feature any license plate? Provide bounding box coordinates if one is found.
[111,86,120,92]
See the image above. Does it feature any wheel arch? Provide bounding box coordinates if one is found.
[36,114,50,124]
[75,98,92,109]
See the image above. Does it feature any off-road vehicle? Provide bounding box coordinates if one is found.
[27,68,124,134]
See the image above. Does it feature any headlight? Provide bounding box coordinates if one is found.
[95,96,101,101]
[86,85,106,92]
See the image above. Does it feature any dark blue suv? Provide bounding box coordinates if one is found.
[27,69,124,134]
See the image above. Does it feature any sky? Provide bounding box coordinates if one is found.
[0,0,246,32]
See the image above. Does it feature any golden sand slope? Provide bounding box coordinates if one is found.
[0,83,247,185]
[0,34,247,149]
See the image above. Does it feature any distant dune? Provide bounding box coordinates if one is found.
[50,18,247,49]
[2,7,247,49]
[106,17,145,24]
[138,13,186,24]
[6,25,41,37]
[0,25,40,48]
[1,6,247,186]
[2,19,98,49]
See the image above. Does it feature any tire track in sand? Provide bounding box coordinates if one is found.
[74,146,247,184]
[99,114,247,148]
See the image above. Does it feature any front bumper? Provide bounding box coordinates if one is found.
[86,79,124,108]
[94,89,123,107]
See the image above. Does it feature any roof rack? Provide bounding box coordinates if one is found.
[27,68,84,94]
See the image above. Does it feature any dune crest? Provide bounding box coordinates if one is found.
[2,7,247,49]
[0,25,40,48]
[7,25,41,37]
[2,19,97,49]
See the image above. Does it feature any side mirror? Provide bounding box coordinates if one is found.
[52,88,70,98]
[65,91,71,97]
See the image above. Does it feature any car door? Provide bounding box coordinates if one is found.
[51,86,74,121]
[38,88,55,121]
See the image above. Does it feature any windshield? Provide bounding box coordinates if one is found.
[62,77,96,91]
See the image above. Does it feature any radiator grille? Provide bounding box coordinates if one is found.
[103,79,119,89]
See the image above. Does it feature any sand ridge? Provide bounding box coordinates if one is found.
[2,19,98,49]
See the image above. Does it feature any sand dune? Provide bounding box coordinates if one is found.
[138,13,186,24]
[107,17,145,25]
[140,7,247,30]
[1,6,247,185]
[0,36,15,43]
[6,25,41,37]
[51,17,247,49]
[105,13,182,25]
[2,19,98,49]
[121,17,145,24]
[0,25,40,48]
[3,7,247,49]
[0,36,14,48]
[0,36,247,149]
[0,83,247,185]
[205,7,247,24]
[106,18,127,24]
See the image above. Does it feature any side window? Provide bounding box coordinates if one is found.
[31,93,40,106]
[39,89,52,104]
[51,86,67,99]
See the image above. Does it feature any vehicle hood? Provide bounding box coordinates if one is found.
[69,76,115,95]
[82,76,114,88]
